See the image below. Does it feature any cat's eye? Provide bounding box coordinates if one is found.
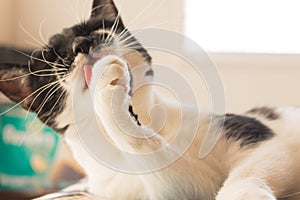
[72,36,92,55]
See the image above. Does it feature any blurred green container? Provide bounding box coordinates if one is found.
[0,104,60,194]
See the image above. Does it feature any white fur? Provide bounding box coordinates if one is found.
[55,53,300,200]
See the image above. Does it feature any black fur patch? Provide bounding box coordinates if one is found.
[224,114,274,147]
[145,69,154,77]
[247,106,279,120]
[129,105,141,126]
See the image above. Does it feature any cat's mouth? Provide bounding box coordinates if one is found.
[81,55,141,126]
[81,55,128,90]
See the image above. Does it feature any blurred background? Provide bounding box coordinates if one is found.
[0,0,300,199]
[1,0,300,112]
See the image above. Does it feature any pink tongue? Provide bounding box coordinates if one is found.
[83,64,92,86]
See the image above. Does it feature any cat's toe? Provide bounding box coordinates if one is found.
[107,62,130,92]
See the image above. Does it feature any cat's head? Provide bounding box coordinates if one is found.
[0,0,153,133]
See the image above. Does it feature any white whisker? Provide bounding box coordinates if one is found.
[25,79,64,117]
[105,1,125,45]
[115,29,127,41]
[27,60,67,77]
[38,18,48,45]
[19,76,69,146]
[107,17,120,44]
[52,49,69,66]
[36,84,62,115]
[0,67,66,82]
[24,40,41,48]
[0,79,60,117]
[102,19,106,41]
[90,5,105,17]
[18,21,44,47]
[75,0,81,23]
[35,85,66,133]
[116,29,146,47]
[41,50,60,69]
[30,82,64,127]
[81,0,90,21]
[13,49,67,68]
[19,85,58,145]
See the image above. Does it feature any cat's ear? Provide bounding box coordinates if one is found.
[0,64,33,110]
[91,0,124,24]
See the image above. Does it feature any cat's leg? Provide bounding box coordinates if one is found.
[216,177,276,200]
[90,56,161,151]
[83,56,161,198]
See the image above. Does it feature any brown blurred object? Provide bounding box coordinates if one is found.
[0,190,55,200]
[0,46,32,64]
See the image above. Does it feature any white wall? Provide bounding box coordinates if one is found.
[0,0,16,46]
[0,0,183,48]
[211,53,300,112]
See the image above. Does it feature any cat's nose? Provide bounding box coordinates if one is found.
[72,37,92,54]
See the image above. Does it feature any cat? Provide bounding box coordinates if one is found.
[1,0,300,199]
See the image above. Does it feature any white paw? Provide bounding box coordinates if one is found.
[89,56,132,119]
[91,55,131,94]
[217,191,276,200]
[216,182,276,200]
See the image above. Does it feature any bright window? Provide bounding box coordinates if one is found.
[185,0,300,54]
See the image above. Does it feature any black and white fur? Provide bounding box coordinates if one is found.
[0,1,300,199]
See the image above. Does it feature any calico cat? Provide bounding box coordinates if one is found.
[1,0,300,199]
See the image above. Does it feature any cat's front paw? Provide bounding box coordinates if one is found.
[89,55,132,119]
[99,61,130,92]
[216,181,276,200]
[91,55,131,95]
[217,190,276,200]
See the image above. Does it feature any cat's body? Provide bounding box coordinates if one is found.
[0,1,300,199]
[64,61,300,200]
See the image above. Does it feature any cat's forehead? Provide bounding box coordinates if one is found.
[48,18,122,48]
